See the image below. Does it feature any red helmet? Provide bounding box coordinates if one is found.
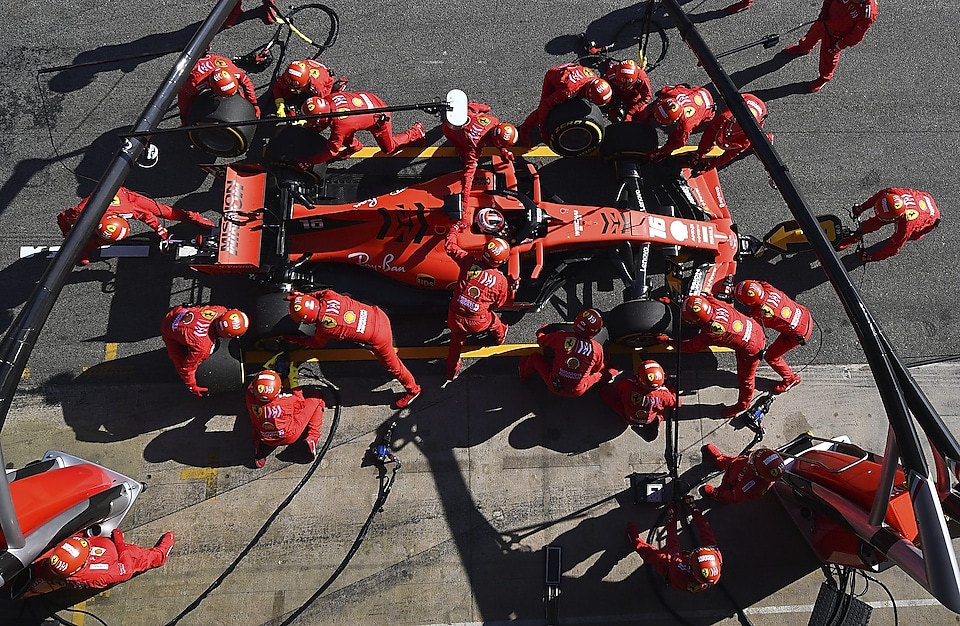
[96,215,130,241]
[653,97,682,125]
[749,448,785,481]
[605,59,639,88]
[690,547,722,585]
[215,309,249,338]
[637,360,666,391]
[303,96,332,128]
[481,238,510,267]
[877,193,906,222]
[681,295,713,325]
[717,94,767,148]
[475,207,506,235]
[209,69,239,97]
[585,78,613,105]
[491,123,518,148]
[289,294,322,324]
[251,369,282,403]
[281,61,310,91]
[573,308,603,338]
[743,93,768,123]
[734,280,766,307]
[49,536,90,577]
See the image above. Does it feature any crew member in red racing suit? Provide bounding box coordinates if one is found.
[639,84,716,161]
[701,445,786,504]
[601,58,653,123]
[837,187,941,263]
[444,221,510,382]
[517,63,612,145]
[178,52,260,122]
[689,93,773,174]
[246,367,325,467]
[287,290,421,409]
[161,305,250,397]
[680,294,765,418]
[301,92,425,165]
[21,530,175,596]
[58,187,214,265]
[734,280,813,394]
[627,495,722,593]
[518,308,608,398]
[441,101,518,218]
[783,0,878,92]
[601,359,680,441]
[272,59,344,117]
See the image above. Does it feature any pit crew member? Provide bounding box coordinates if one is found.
[300,92,425,165]
[639,84,716,161]
[272,59,344,117]
[680,294,765,418]
[444,221,510,382]
[701,445,785,504]
[288,290,421,409]
[518,63,612,145]
[177,52,260,123]
[600,359,679,441]
[161,305,249,397]
[734,280,813,393]
[518,308,608,398]
[783,0,878,92]
[837,187,941,263]
[689,93,773,174]
[21,530,175,596]
[627,495,722,593]
[602,58,652,123]
[441,101,518,216]
[58,186,214,266]
[246,366,325,467]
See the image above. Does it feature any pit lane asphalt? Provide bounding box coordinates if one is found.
[0,0,958,625]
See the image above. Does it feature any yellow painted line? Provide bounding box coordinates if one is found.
[104,342,118,361]
[20,368,29,379]
[73,599,87,625]
[180,467,218,500]
[348,146,560,158]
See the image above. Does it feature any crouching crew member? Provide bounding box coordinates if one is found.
[161,305,249,397]
[246,367,325,467]
[701,445,785,504]
[518,308,607,398]
[601,359,679,441]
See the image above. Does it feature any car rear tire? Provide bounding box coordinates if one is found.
[251,292,303,340]
[185,92,257,157]
[263,125,329,186]
[606,299,676,348]
[195,337,245,393]
[543,99,605,157]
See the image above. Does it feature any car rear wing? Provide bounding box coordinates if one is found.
[195,165,268,275]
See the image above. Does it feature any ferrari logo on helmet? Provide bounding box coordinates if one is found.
[563,337,577,353]
[321,316,337,329]
[200,309,218,320]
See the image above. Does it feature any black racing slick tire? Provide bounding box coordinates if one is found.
[543,98,605,157]
[186,92,257,157]
[606,299,676,348]
[599,121,661,159]
[195,337,244,393]
[262,125,329,187]
[251,292,302,340]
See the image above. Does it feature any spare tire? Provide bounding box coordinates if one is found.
[262,125,329,187]
[195,337,245,393]
[606,299,676,348]
[543,98,605,157]
[186,91,257,157]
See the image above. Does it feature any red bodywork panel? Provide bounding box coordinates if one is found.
[209,159,738,293]
[792,449,919,543]
[1,465,115,547]
[194,167,266,275]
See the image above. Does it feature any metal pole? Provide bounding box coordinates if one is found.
[0,0,240,546]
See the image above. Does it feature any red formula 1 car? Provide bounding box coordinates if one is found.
[168,123,739,346]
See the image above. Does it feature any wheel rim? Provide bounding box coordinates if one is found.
[556,126,597,153]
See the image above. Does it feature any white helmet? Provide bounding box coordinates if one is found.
[475,207,506,235]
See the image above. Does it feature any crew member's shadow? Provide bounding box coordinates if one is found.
[728,52,806,97]
[508,386,628,454]
[142,394,253,468]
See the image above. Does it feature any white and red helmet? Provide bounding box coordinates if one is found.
[653,97,682,125]
[877,193,907,222]
[96,215,130,242]
[681,295,713,325]
[605,59,640,89]
[584,78,613,106]
[215,309,249,338]
[475,208,506,235]
[481,238,510,267]
[49,536,90,577]
[734,280,766,307]
[637,360,666,391]
[573,308,604,338]
[250,369,283,403]
[748,448,785,482]
[281,61,311,91]
[209,69,239,97]
[289,294,322,324]
[690,547,722,585]
[491,123,518,148]
[303,96,332,128]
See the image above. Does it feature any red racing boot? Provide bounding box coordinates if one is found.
[774,376,801,394]
[394,385,422,410]
[721,401,751,419]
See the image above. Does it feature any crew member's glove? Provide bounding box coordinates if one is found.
[188,384,208,397]
[112,528,127,551]
[850,204,862,219]
[827,44,841,55]
[452,220,468,233]
[500,149,515,162]
[285,289,303,301]
[858,251,873,263]
[156,226,169,240]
